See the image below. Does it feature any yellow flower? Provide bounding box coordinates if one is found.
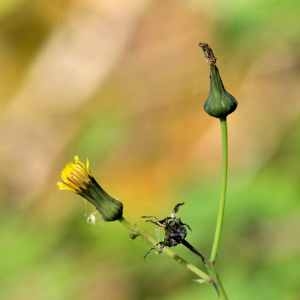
[57,156,123,222]
[57,156,91,193]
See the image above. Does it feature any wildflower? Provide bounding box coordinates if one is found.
[57,156,123,221]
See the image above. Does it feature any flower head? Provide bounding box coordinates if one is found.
[57,156,123,221]
[57,156,91,193]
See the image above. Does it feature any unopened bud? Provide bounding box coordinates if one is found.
[204,64,238,119]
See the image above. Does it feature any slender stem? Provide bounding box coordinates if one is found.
[211,265,229,300]
[182,239,231,299]
[204,117,230,299]
[210,118,228,263]
[119,217,212,282]
[182,240,220,295]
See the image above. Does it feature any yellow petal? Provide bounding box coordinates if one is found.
[58,156,91,193]
[57,181,74,191]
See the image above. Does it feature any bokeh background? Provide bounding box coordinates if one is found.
[1,0,300,299]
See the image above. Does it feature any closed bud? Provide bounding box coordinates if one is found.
[204,64,238,119]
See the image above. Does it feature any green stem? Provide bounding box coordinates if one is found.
[206,117,229,299]
[210,265,229,300]
[210,118,228,263]
[182,240,228,299]
[119,217,212,283]
[215,273,228,300]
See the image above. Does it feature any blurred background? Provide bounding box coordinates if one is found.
[0,0,300,299]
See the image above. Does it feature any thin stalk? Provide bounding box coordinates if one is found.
[181,240,220,295]
[210,265,229,300]
[181,240,231,299]
[119,217,212,283]
[210,118,228,263]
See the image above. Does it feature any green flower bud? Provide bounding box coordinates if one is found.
[204,65,238,119]
[58,156,123,222]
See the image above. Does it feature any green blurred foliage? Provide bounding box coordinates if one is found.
[0,0,300,299]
